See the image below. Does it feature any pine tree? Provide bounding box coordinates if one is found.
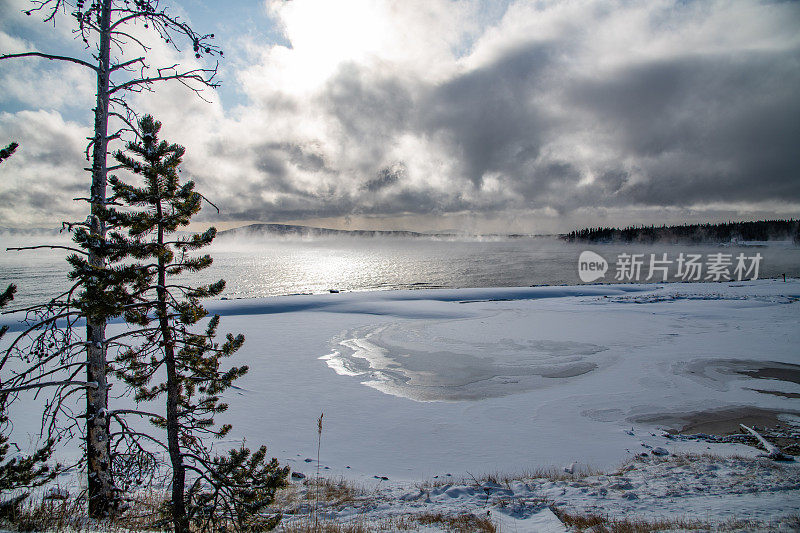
[104,115,287,532]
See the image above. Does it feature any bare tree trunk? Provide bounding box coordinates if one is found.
[156,201,188,533]
[86,0,115,518]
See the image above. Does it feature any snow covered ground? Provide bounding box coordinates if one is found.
[280,452,800,531]
[198,280,800,479]
[4,279,799,528]
[217,279,799,529]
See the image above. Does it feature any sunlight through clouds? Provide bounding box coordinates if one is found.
[269,0,389,91]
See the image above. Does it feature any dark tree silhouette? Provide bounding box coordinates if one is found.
[564,219,800,244]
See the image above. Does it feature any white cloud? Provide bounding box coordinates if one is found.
[0,110,89,227]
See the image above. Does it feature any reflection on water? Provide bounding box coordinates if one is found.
[210,237,578,298]
[1,234,799,310]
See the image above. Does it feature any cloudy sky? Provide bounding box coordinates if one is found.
[1,0,798,234]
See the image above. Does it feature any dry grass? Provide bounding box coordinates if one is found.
[483,464,601,483]
[3,479,383,533]
[550,506,770,532]
[278,517,371,533]
[5,459,795,533]
[276,476,372,512]
[552,508,706,533]
[2,494,89,533]
[416,464,601,492]
[0,489,168,532]
[303,477,370,505]
[615,452,788,478]
[278,512,496,533]
[657,452,748,464]
[414,512,496,532]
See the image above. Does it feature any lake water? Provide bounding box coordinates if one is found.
[1,233,798,310]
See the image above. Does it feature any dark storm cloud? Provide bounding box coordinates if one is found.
[360,187,469,215]
[249,142,335,194]
[280,142,328,172]
[363,163,405,191]
[0,109,93,226]
[512,161,582,203]
[254,150,287,180]
[146,1,800,227]
[567,50,800,206]
[322,64,414,172]
[217,192,356,222]
[0,178,83,209]
[420,42,557,188]
[220,31,800,223]
[325,64,413,139]
[213,177,479,222]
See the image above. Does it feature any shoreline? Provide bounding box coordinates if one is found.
[1,275,796,327]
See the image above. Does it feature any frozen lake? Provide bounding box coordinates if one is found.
[206,280,800,480]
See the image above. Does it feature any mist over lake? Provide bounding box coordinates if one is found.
[2,234,798,310]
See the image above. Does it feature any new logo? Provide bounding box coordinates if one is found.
[578,250,608,282]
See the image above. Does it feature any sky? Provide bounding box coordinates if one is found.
[0,0,798,234]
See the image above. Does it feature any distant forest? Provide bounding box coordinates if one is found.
[563,219,800,244]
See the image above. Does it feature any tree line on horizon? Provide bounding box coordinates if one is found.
[563,219,800,244]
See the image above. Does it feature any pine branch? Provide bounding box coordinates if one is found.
[0,142,18,164]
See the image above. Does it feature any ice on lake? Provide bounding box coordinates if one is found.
[324,320,607,401]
